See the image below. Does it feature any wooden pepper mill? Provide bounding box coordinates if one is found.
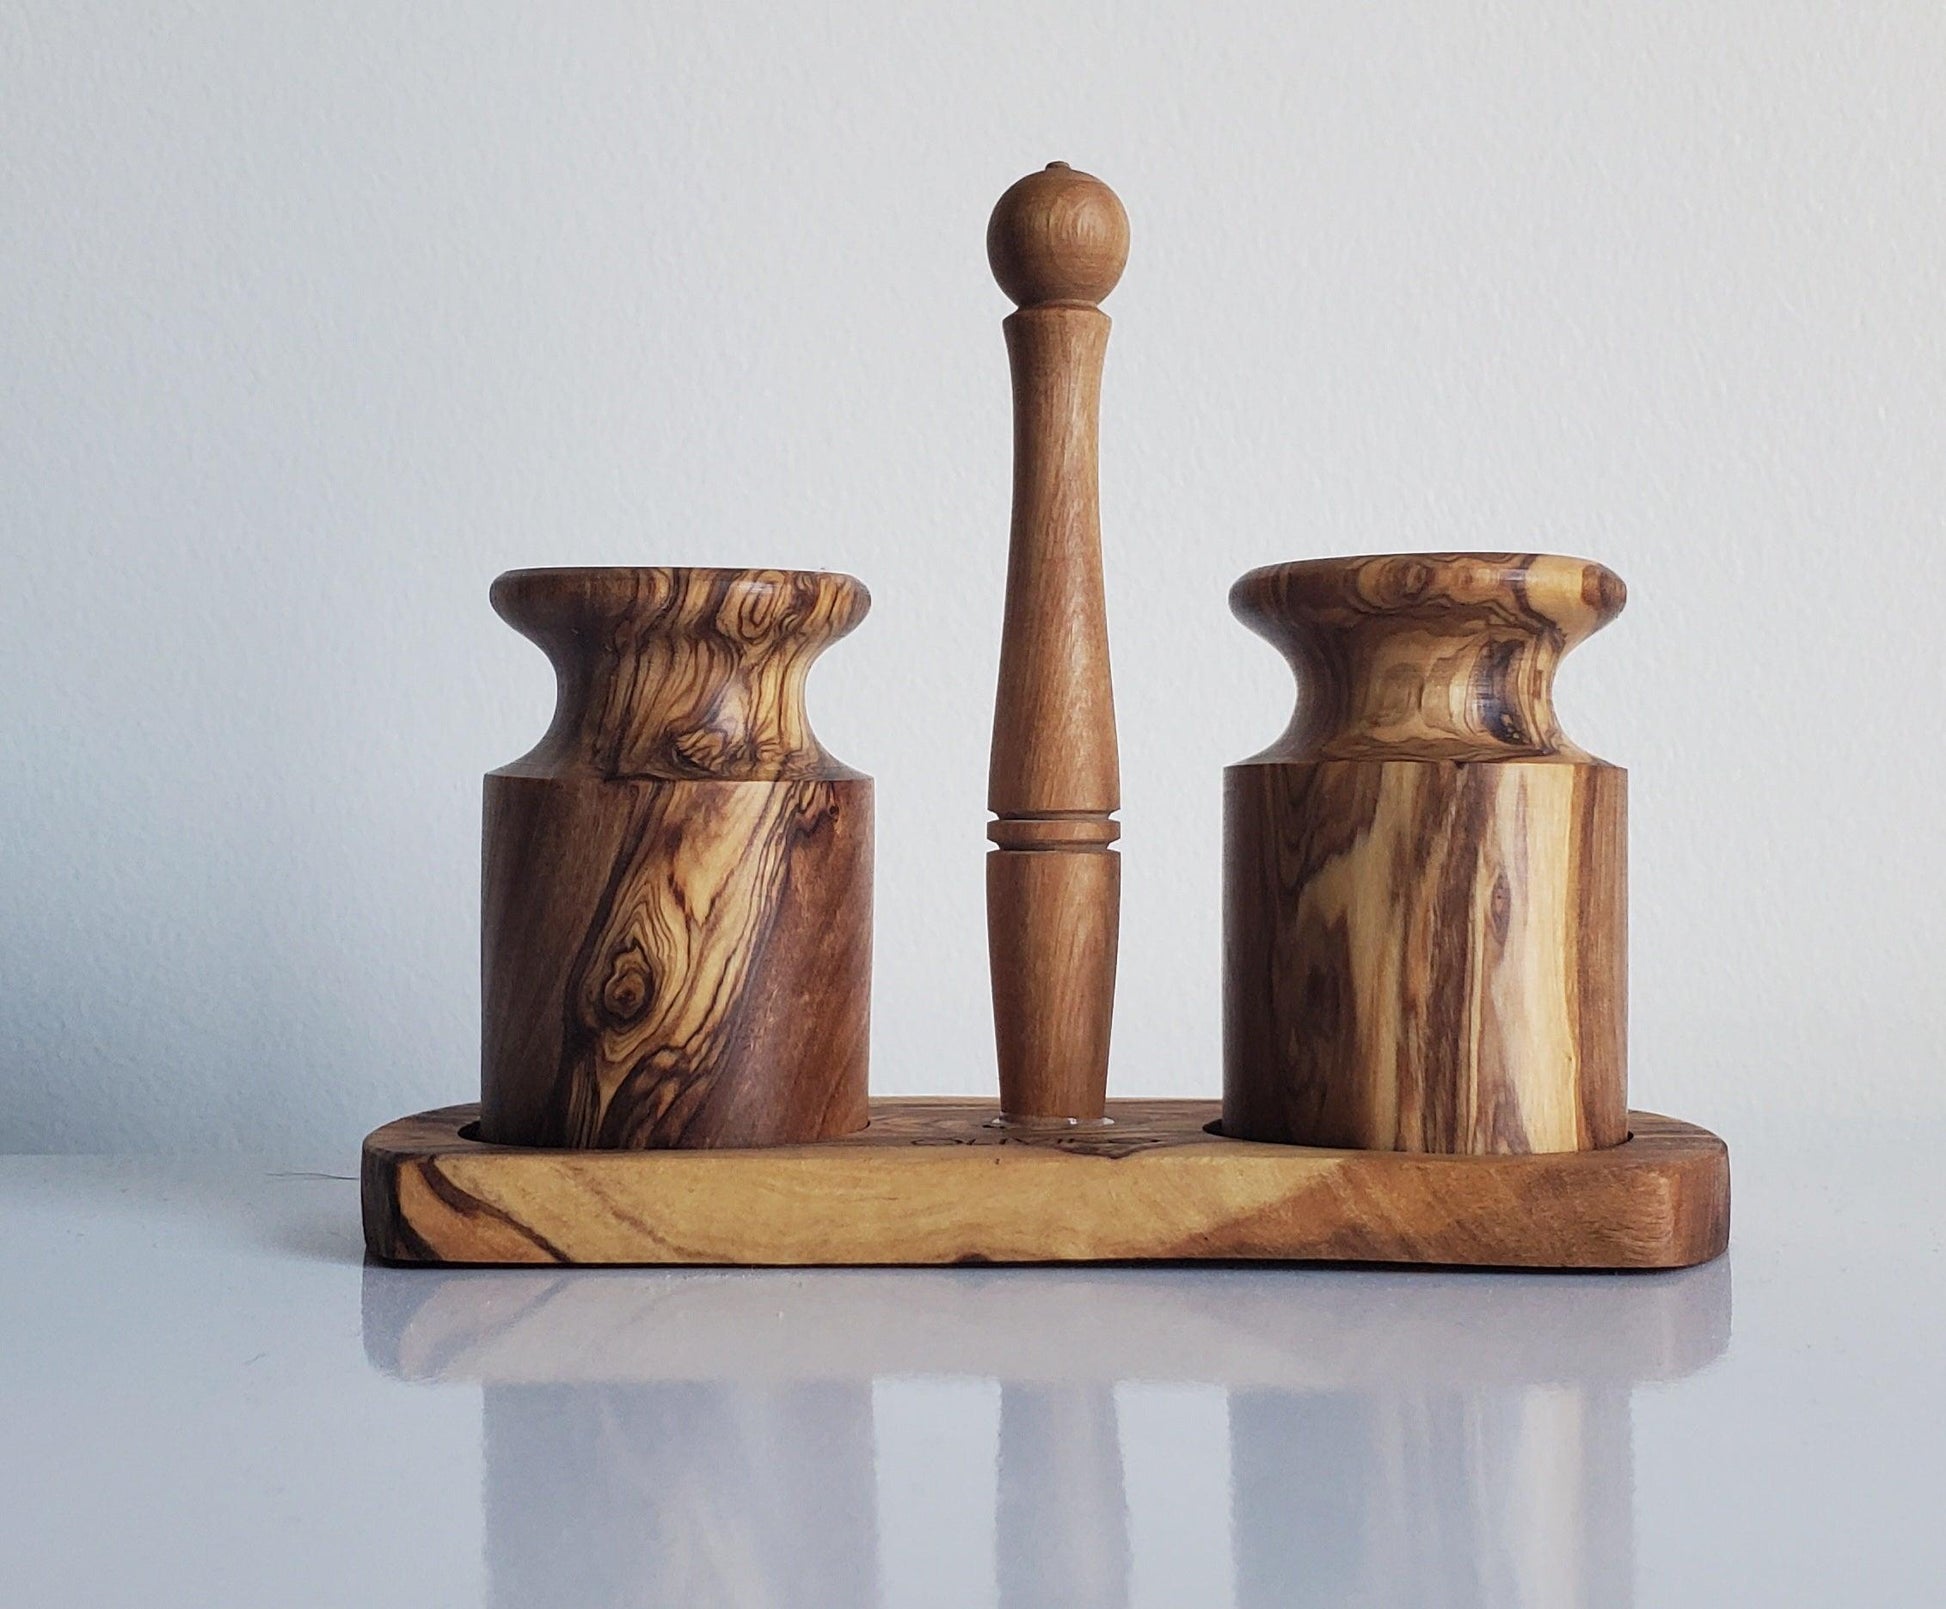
[479,566,872,1149]
[1223,553,1628,1154]
[985,163,1128,1125]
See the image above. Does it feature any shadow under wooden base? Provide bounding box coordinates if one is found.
[363,1099,1728,1270]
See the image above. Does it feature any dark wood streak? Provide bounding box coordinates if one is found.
[479,568,872,1151]
[420,1160,570,1263]
[361,1143,437,1263]
[1224,554,1629,1156]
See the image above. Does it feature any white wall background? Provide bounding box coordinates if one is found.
[2,1,1939,1158]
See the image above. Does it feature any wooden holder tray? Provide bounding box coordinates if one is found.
[361,1098,1728,1270]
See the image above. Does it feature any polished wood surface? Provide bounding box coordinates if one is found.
[1228,552,1627,763]
[987,849,1120,1121]
[1224,553,1628,1154]
[481,567,871,1149]
[986,163,1128,1121]
[362,1098,1730,1269]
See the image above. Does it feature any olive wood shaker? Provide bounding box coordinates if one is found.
[480,566,872,1149]
[1223,553,1628,1155]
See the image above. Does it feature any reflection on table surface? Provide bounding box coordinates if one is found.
[363,1261,1731,1609]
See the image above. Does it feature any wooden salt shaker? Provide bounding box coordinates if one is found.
[985,164,1129,1125]
[479,566,872,1149]
[1223,553,1628,1154]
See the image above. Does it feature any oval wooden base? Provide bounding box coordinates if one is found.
[362,1099,1728,1270]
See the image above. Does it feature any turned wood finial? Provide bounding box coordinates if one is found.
[985,163,1126,1124]
[987,162,1130,309]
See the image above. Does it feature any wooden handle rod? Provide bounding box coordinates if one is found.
[985,163,1129,1123]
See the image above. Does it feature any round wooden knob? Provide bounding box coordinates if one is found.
[987,162,1129,308]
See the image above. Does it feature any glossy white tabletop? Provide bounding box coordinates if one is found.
[3,1120,1940,1608]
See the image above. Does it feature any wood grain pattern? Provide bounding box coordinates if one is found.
[1229,552,1627,764]
[986,163,1129,1122]
[1224,554,1628,1154]
[481,567,871,1150]
[362,1098,1731,1269]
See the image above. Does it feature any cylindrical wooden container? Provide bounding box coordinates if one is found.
[1222,553,1628,1155]
[479,566,872,1149]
